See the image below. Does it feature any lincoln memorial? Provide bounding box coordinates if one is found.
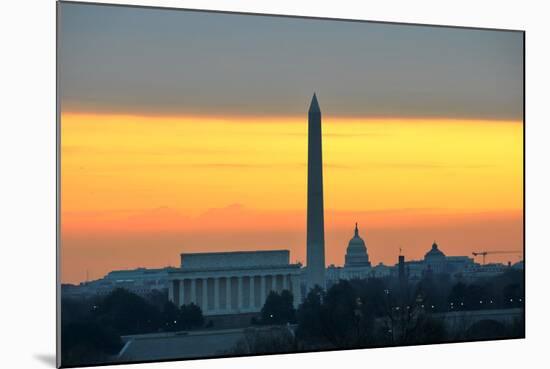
[167,250,302,316]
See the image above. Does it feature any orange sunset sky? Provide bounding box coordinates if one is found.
[60,113,523,283]
[59,4,523,284]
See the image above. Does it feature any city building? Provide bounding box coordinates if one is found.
[62,267,176,298]
[461,263,517,280]
[344,223,371,268]
[400,242,476,280]
[326,223,374,285]
[167,250,302,316]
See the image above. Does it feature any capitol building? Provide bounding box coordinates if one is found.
[327,223,391,283]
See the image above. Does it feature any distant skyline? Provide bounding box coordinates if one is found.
[59,3,523,284]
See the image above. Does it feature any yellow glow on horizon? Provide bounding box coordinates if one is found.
[61,113,522,218]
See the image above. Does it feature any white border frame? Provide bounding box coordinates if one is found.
[2,1,549,369]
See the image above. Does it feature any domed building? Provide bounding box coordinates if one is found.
[424,241,446,261]
[423,241,447,274]
[344,223,371,268]
[403,241,476,280]
[326,223,374,284]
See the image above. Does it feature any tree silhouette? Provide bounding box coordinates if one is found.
[61,320,122,366]
[260,290,296,325]
[296,286,325,344]
[93,288,160,335]
[161,301,180,331]
[179,302,204,329]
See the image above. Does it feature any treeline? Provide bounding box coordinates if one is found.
[61,288,204,366]
[411,269,524,313]
[232,270,525,354]
[61,270,524,364]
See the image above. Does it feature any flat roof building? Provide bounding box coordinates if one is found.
[168,250,302,316]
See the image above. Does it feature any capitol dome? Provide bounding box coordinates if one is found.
[344,223,371,267]
[424,241,446,260]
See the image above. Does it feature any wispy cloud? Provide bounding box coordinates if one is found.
[62,145,244,156]
[324,132,393,138]
[183,163,274,169]
[369,162,494,170]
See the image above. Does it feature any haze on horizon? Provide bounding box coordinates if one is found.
[59,3,523,284]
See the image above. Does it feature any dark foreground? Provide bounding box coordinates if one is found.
[60,270,524,367]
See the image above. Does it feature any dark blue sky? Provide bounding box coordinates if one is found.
[59,2,523,120]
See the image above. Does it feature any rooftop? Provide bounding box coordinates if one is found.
[180,250,291,270]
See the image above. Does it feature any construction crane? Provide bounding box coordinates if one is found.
[472,250,522,265]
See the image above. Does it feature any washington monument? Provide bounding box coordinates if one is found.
[306,93,326,290]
